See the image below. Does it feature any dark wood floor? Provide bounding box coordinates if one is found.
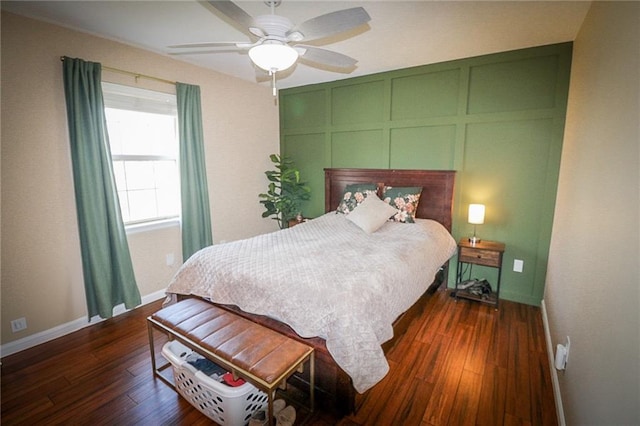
[1,289,556,425]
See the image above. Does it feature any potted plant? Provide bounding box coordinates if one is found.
[259,154,311,229]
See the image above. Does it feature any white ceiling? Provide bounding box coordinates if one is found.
[2,1,591,89]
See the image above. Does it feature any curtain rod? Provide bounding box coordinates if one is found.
[60,56,176,86]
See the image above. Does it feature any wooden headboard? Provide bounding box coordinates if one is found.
[324,168,456,232]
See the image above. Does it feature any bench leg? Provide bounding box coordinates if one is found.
[147,319,161,377]
[310,351,315,413]
[267,392,274,426]
[147,320,157,374]
[147,318,174,389]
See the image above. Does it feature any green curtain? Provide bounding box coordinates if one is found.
[176,83,213,261]
[62,57,141,319]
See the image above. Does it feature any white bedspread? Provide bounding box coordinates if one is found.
[166,212,456,393]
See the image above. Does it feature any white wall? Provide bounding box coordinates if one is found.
[1,12,280,348]
[544,2,639,424]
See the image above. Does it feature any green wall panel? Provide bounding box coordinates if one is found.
[462,119,555,300]
[331,130,386,169]
[468,55,560,114]
[391,69,460,120]
[389,125,456,169]
[331,81,385,125]
[280,43,572,306]
[282,133,326,217]
[281,90,326,130]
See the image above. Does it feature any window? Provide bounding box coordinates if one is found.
[102,83,180,226]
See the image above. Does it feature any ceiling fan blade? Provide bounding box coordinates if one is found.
[205,0,256,34]
[288,7,371,42]
[168,49,245,56]
[168,41,249,49]
[297,46,358,70]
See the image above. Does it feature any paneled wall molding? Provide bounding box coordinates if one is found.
[280,43,572,305]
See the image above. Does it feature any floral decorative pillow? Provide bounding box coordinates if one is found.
[336,183,378,214]
[383,186,423,223]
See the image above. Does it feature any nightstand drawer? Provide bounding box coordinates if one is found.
[459,247,501,267]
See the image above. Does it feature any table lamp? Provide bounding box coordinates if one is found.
[468,204,485,245]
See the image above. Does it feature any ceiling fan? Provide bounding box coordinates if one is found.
[168,0,371,93]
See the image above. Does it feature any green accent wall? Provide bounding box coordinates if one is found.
[279,43,572,306]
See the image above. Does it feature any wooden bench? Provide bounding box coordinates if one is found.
[147,298,315,425]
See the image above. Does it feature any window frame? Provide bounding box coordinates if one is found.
[102,82,181,231]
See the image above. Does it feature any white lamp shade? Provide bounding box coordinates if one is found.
[468,204,485,225]
[248,43,298,72]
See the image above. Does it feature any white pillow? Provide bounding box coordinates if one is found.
[346,195,399,233]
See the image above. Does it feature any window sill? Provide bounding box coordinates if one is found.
[125,218,180,235]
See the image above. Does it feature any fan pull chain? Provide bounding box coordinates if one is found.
[270,68,278,104]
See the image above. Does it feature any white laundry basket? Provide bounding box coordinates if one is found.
[161,340,268,425]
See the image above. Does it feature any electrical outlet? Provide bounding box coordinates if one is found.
[11,317,27,333]
[513,259,524,273]
[555,335,571,370]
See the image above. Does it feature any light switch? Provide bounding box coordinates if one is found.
[513,259,524,273]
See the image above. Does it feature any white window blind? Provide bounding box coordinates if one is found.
[102,82,180,226]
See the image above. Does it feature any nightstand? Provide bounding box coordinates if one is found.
[287,217,309,228]
[455,238,505,309]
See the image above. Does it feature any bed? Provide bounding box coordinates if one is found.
[165,168,456,415]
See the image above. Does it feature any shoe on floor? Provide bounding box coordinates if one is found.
[276,405,296,426]
[273,398,286,415]
[248,409,267,426]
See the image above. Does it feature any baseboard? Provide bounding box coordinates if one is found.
[498,290,542,307]
[541,299,566,426]
[1,289,167,358]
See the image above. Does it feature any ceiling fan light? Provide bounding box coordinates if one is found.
[248,43,298,72]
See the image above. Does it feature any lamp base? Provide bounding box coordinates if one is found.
[468,236,481,245]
